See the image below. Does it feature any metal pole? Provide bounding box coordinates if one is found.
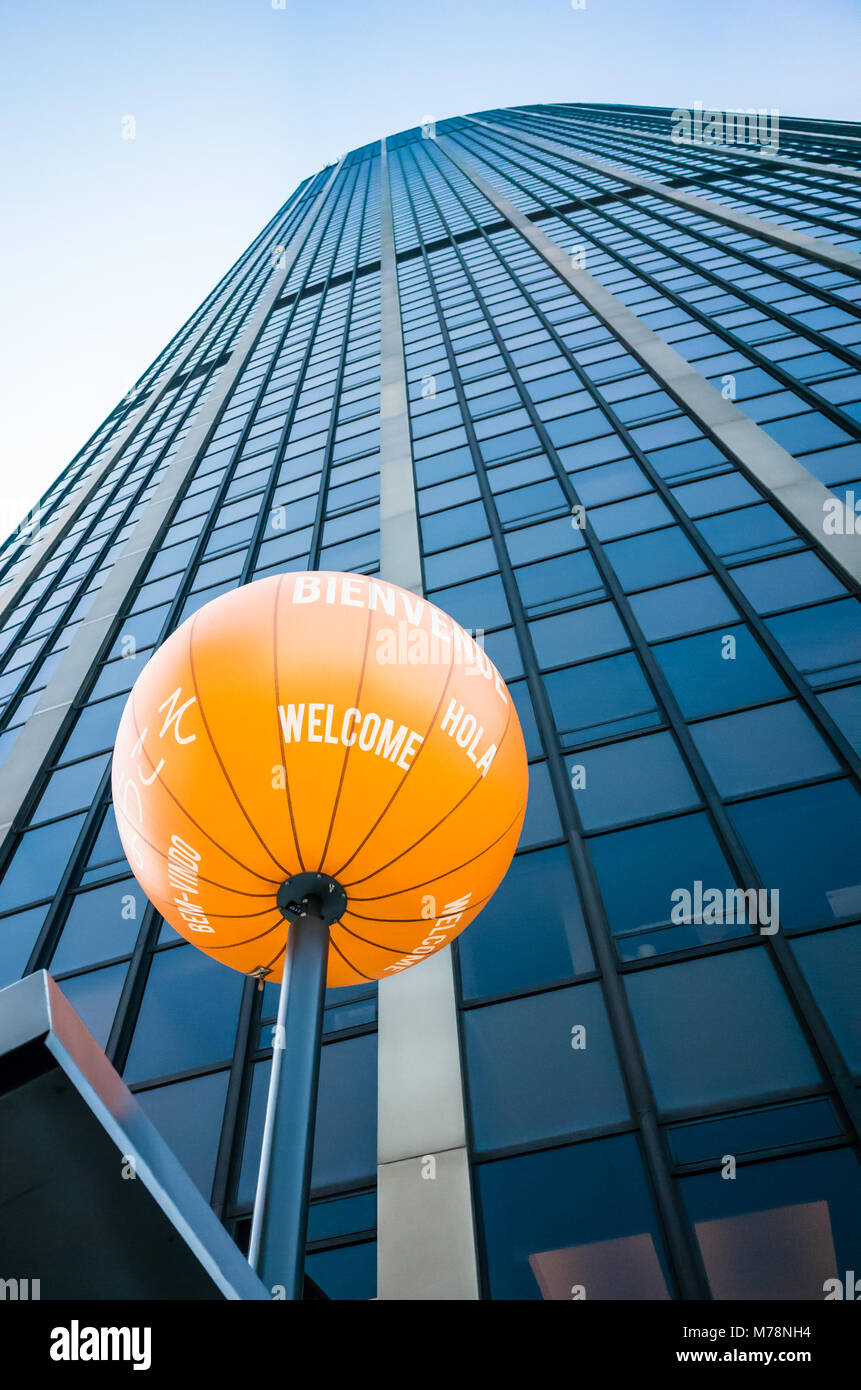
[248,906,330,1299]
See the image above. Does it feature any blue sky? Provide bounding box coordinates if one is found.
[1,0,859,519]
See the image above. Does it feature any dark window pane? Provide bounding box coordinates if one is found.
[0,905,48,988]
[464,983,629,1150]
[731,551,847,615]
[653,625,787,718]
[124,946,244,1083]
[518,762,561,848]
[681,1148,861,1299]
[818,685,861,756]
[590,813,740,960]
[239,1033,377,1203]
[730,781,861,929]
[530,602,629,670]
[604,527,706,591]
[427,575,510,631]
[477,1135,672,1299]
[508,680,542,759]
[515,551,604,616]
[668,1098,843,1166]
[625,950,820,1113]
[545,652,659,744]
[629,575,739,641]
[136,1070,229,1197]
[30,755,109,824]
[307,1191,376,1243]
[50,878,144,973]
[690,702,838,796]
[767,600,861,686]
[0,815,86,913]
[58,961,127,1049]
[305,1241,376,1301]
[60,695,127,762]
[572,731,699,830]
[458,846,593,1000]
[790,926,861,1071]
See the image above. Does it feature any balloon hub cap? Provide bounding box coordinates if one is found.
[276,871,347,927]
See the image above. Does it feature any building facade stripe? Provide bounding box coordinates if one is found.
[438,134,861,587]
[375,135,480,1301]
[505,106,861,189]
[466,118,861,281]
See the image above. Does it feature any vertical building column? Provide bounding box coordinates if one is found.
[375,138,480,1301]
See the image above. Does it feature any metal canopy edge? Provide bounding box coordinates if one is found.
[0,971,270,1300]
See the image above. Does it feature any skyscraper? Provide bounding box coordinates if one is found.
[1,102,859,1301]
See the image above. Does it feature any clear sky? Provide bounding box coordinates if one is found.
[1,0,858,522]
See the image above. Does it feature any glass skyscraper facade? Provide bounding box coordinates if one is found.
[0,101,859,1301]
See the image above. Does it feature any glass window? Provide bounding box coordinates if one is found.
[421,502,488,551]
[50,878,144,973]
[680,1147,861,1299]
[518,761,561,848]
[80,805,126,882]
[59,695,127,762]
[476,1135,672,1299]
[590,493,672,541]
[625,950,820,1113]
[124,946,244,1083]
[0,814,86,913]
[690,701,839,796]
[653,624,787,719]
[818,685,861,756]
[767,600,861,686]
[88,649,153,701]
[603,526,706,591]
[696,503,797,564]
[730,551,847,615]
[672,472,760,517]
[482,627,524,681]
[136,1070,229,1197]
[507,680,542,759]
[458,846,593,1001]
[427,575,510,632]
[530,602,629,670]
[730,780,861,929]
[629,575,739,642]
[668,1097,843,1166]
[496,478,567,524]
[0,904,48,989]
[464,982,629,1151]
[57,961,127,1050]
[307,1190,376,1243]
[572,731,699,830]
[239,1032,377,1204]
[305,1241,377,1301]
[569,458,647,506]
[790,926,861,1071]
[505,516,582,566]
[589,812,741,960]
[545,652,659,745]
[424,538,496,588]
[31,754,109,825]
[515,551,604,616]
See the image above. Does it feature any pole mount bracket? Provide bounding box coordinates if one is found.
[276,871,347,926]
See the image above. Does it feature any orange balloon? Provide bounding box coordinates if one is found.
[111,572,528,988]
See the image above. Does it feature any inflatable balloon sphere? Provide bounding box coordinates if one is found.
[112,571,528,988]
